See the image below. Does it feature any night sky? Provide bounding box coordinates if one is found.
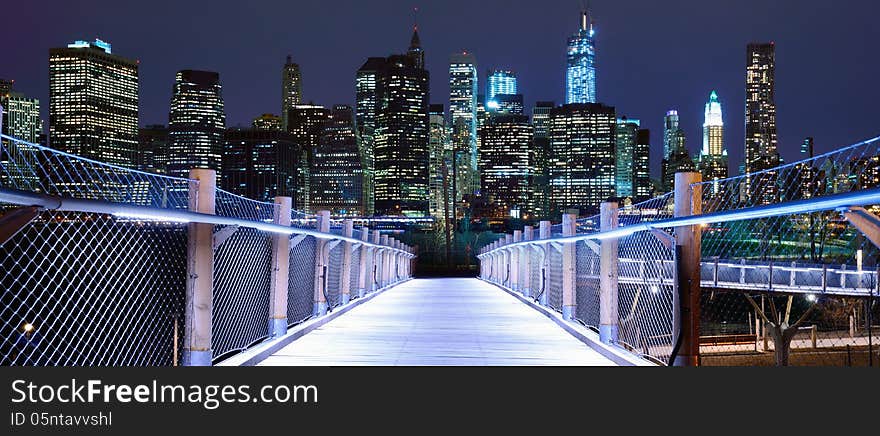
[4,0,879,177]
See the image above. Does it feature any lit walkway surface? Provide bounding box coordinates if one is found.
[259,278,616,366]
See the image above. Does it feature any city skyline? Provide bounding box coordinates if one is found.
[3,1,878,180]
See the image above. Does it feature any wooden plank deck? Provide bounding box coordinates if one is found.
[258,278,617,366]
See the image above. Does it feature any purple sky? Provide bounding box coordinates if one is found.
[3,0,879,177]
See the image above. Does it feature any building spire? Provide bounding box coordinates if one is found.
[407,6,425,68]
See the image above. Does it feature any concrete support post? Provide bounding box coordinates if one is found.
[340,220,354,305]
[504,235,513,286]
[268,196,292,339]
[370,230,381,292]
[539,221,551,306]
[599,202,620,344]
[312,210,331,317]
[522,226,533,297]
[380,234,390,287]
[562,214,577,321]
[183,168,216,366]
[673,172,702,366]
[512,230,522,291]
[358,227,369,298]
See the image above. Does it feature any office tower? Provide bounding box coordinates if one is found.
[662,110,680,160]
[615,117,640,199]
[356,57,386,216]
[479,114,534,219]
[252,113,282,131]
[281,55,303,131]
[698,91,729,195]
[548,103,615,216]
[744,42,780,205]
[486,70,517,106]
[531,101,555,218]
[2,92,41,143]
[222,128,297,203]
[565,9,596,104]
[167,70,225,181]
[788,137,824,201]
[49,39,138,167]
[310,105,364,216]
[373,55,430,215]
[490,94,524,115]
[428,104,450,221]
[634,129,651,202]
[407,22,425,69]
[449,52,479,206]
[137,125,168,174]
[0,82,42,189]
[662,128,694,193]
[287,104,330,212]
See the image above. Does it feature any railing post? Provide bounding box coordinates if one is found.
[539,220,551,306]
[599,202,619,343]
[371,230,381,292]
[522,226,533,297]
[504,234,513,286]
[340,219,354,305]
[313,210,330,317]
[512,230,522,292]
[268,196,292,338]
[673,171,702,366]
[358,227,369,298]
[183,168,216,366]
[562,214,577,321]
[380,234,390,287]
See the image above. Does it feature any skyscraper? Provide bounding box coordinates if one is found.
[661,110,691,192]
[222,128,297,203]
[167,70,225,181]
[449,52,479,206]
[407,22,425,69]
[479,114,534,219]
[137,124,168,175]
[744,42,780,205]
[281,55,303,131]
[373,55,430,215]
[634,128,652,202]
[486,70,517,106]
[287,104,331,212]
[662,110,680,160]
[615,117,640,199]
[49,39,138,167]
[531,101,555,218]
[2,92,41,143]
[699,91,728,194]
[428,104,450,222]
[490,93,524,115]
[548,103,616,216]
[356,57,386,216]
[1,82,42,189]
[565,9,596,104]
[310,105,364,216]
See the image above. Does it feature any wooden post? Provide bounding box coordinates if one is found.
[183,168,215,366]
[539,221,551,306]
[599,202,619,344]
[269,196,292,338]
[522,226,533,297]
[340,219,354,305]
[562,214,577,321]
[358,227,369,298]
[673,172,702,366]
[313,210,330,316]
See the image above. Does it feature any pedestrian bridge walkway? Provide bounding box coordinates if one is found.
[257,278,618,366]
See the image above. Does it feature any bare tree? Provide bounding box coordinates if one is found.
[743,294,818,366]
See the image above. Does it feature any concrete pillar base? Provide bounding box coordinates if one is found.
[183,349,212,366]
[599,324,618,345]
[358,288,365,298]
[562,305,575,321]
[269,318,288,338]
[313,301,328,317]
[341,293,350,305]
[539,293,547,307]
[522,288,530,298]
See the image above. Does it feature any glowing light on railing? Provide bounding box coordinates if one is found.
[650,285,660,294]
[806,294,817,302]
[22,323,34,333]
[112,212,191,223]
